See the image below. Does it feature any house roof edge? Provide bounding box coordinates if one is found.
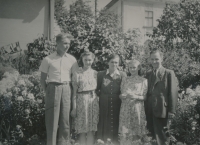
[105,0,119,10]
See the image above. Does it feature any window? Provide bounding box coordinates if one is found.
[145,11,153,27]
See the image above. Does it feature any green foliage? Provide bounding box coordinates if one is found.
[0,64,17,81]
[147,39,200,88]
[0,71,46,145]
[147,0,200,88]
[151,0,200,60]
[169,87,200,144]
[0,51,29,75]
[55,0,143,71]
[163,49,200,89]
[26,35,56,72]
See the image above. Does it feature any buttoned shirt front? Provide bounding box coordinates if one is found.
[39,52,79,83]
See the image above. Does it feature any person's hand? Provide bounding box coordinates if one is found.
[126,94,137,99]
[71,108,76,118]
[126,89,136,99]
[168,112,175,119]
[119,94,126,100]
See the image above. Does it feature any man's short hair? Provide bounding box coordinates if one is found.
[150,48,164,58]
[56,33,74,43]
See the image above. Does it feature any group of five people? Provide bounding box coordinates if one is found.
[39,33,178,145]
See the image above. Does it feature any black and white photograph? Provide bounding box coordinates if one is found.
[0,0,199,145]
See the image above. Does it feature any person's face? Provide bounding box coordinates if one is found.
[82,55,94,68]
[108,57,119,70]
[128,63,139,76]
[57,38,70,53]
[150,52,163,69]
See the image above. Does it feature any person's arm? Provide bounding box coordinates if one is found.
[136,79,148,101]
[71,72,78,118]
[40,72,47,92]
[96,71,102,97]
[119,75,127,100]
[39,57,49,92]
[168,70,178,119]
[71,61,79,75]
[126,78,148,101]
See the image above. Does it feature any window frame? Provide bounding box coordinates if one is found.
[144,10,153,28]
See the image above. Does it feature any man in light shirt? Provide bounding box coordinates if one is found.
[39,33,79,145]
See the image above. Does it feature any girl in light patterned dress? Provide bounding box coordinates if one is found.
[71,49,99,145]
[119,59,148,143]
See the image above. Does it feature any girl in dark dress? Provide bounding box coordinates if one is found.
[96,54,126,144]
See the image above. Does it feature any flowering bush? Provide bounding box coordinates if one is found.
[0,70,45,145]
[169,86,200,145]
[55,0,144,71]
[26,35,56,72]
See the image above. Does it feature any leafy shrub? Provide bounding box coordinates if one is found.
[55,0,143,71]
[26,35,56,72]
[148,0,200,88]
[0,71,45,145]
[162,48,200,89]
[146,40,200,89]
[0,64,17,81]
[169,87,200,144]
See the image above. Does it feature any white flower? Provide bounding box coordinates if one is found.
[16,125,21,130]
[195,114,199,119]
[13,87,20,94]
[37,99,42,104]
[16,96,24,101]
[5,92,12,98]
[107,138,111,142]
[195,85,200,95]
[94,50,99,54]
[22,90,27,97]
[27,93,34,100]
[24,109,30,114]
[17,79,26,86]
[122,126,129,134]
[192,127,196,130]
[97,139,104,144]
[186,88,195,96]
[191,121,197,127]
[3,72,10,77]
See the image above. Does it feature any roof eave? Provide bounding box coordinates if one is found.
[104,0,119,10]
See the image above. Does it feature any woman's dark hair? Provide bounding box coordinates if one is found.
[78,49,95,67]
[107,54,121,65]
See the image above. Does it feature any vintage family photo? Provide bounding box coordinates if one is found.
[0,0,199,145]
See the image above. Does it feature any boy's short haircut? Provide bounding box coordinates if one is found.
[56,33,74,43]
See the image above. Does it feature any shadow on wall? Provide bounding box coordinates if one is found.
[0,0,47,23]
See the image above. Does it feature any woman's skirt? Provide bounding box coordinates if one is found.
[75,91,99,134]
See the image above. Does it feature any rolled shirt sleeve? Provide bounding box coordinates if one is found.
[39,57,49,73]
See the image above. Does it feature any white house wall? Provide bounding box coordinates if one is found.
[106,0,180,43]
[108,0,122,27]
[123,0,167,43]
[0,0,50,50]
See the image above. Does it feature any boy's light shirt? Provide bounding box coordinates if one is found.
[39,52,79,83]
